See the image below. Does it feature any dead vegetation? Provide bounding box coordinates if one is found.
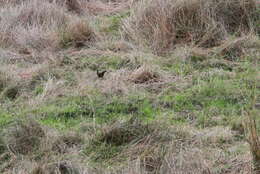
[52,133,84,153]
[0,71,22,100]
[83,0,133,15]
[0,0,259,173]
[0,71,9,92]
[62,0,83,14]
[0,137,6,155]
[97,118,153,146]
[129,65,160,84]
[245,110,260,173]
[3,119,45,155]
[244,92,260,174]
[58,19,97,48]
[0,117,256,174]
[123,0,259,54]
[0,0,96,61]
[85,118,173,172]
[0,119,88,174]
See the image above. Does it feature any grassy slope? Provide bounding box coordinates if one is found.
[0,0,260,173]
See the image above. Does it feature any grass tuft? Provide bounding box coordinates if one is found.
[244,110,260,173]
[58,19,96,48]
[3,119,45,155]
[123,0,258,54]
[85,118,171,166]
[52,133,84,153]
[129,65,160,84]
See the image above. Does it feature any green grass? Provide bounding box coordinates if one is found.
[162,78,249,109]
[26,94,158,130]
[40,116,87,130]
[79,55,131,71]
[34,85,44,95]
[83,118,169,166]
[159,74,258,127]
[0,1,259,173]
[100,11,130,36]
[0,109,13,129]
[8,60,257,131]
[85,140,125,164]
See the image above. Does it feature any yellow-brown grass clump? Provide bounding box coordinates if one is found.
[0,0,96,60]
[129,66,160,84]
[244,109,260,173]
[3,119,45,155]
[123,0,259,55]
[58,19,97,48]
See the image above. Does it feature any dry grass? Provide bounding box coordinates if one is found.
[123,0,258,54]
[0,0,259,173]
[0,0,24,6]
[62,0,83,14]
[97,64,169,95]
[129,65,160,84]
[0,71,10,92]
[98,118,152,146]
[0,62,64,102]
[0,70,22,100]
[1,84,20,100]
[0,117,255,174]
[244,109,260,173]
[0,137,6,155]
[0,0,96,61]
[58,18,97,48]
[96,125,251,174]
[52,133,84,153]
[3,119,45,155]
[98,69,132,95]
[213,34,260,60]
[83,0,133,15]
[85,118,174,172]
[36,161,82,174]
[0,1,66,47]
[0,119,88,174]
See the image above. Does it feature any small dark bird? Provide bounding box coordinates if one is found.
[97,70,107,78]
